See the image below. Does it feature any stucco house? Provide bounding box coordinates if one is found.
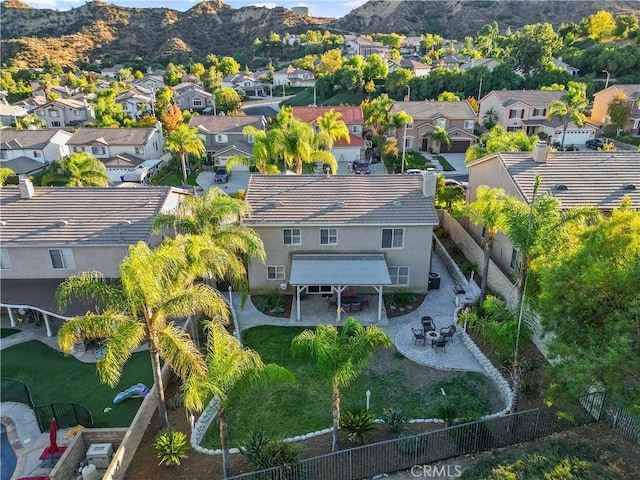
[116,86,155,120]
[0,128,73,175]
[221,73,266,97]
[343,35,389,57]
[172,82,214,113]
[390,100,478,153]
[189,115,266,169]
[387,58,432,77]
[465,143,640,274]
[32,98,95,128]
[0,102,28,126]
[0,179,189,333]
[131,74,165,92]
[591,84,640,135]
[244,173,439,322]
[273,66,315,87]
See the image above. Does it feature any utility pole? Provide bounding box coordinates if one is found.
[478,76,483,100]
[313,86,317,106]
[602,70,611,89]
[401,122,408,174]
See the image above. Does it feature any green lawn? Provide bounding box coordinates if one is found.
[1,340,153,427]
[156,171,199,186]
[1,328,20,338]
[202,326,496,449]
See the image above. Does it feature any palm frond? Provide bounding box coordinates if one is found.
[158,323,207,380]
[56,271,125,311]
[96,320,147,387]
[57,310,135,353]
[161,283,230,324]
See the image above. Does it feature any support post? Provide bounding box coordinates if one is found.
[7,308,16,327]
[375,286,383,322]
[228,286,233,309]
[43,313,52,337]
[296,285,301,322]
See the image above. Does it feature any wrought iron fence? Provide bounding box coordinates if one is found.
[35,402,94,431]
[227,405,594,480]
[581,390,640,445]
[0,377,35,409]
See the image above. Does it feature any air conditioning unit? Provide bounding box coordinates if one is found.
[86,443,113,469]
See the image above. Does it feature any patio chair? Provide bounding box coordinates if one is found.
[327,296,337,311]
[412,327,426,345]
[361,294,372,308]
[433,338,448,353]
[421,316,435,333]
[440,324,457,343]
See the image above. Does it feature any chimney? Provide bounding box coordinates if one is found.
[422,169,437,197]
[18,176,35,199]
[532,141,548,163]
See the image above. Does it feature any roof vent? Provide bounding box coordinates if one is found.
[59,220,69,226]
[624,184,636,190]
[336,200,345,208]
[393,200,402,206]
[555,184,568,191]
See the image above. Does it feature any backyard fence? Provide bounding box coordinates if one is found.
[581,390,640,445]
[0,377,35,410]
[227,404,595,480]
[35,402,94,431]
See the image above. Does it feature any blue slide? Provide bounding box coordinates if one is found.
[113,383,150,404]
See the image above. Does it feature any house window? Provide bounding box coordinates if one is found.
[192,98,203,107]
[92,146,106,155]
[267,265,285,280]
[32,151,41,158]
[37,111,45,116]
[507,125,521,132]
[73,146,84,152]
[388,266,410,286]
[508,109,525,119]
[351,125,361,134]
[436,119,447,129]
[121,103,129,111]
[48,109,60,118]
[247,134,255,144]
[382,228,404,249]
[0,151,7,159]
[283,228,301,246]
[215,134,228,143]
[51,121,61,127]
[49,248,75,270]
[320,228,338,245]
[73,110,81,116]
[405,122,414,129]
[135,146,145,155]
[533,108,547,117]
[404,137,414,148]
[510,248,519,270]
[0,249,11,270]
[464,120,474,129]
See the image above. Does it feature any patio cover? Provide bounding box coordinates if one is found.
[289,254,392,286]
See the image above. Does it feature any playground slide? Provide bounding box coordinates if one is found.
[113,383,150,404]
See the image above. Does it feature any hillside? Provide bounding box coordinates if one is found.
[329,0,640,38]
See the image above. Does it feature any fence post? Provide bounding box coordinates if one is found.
[534,408,540,439]
[473,421,479,453]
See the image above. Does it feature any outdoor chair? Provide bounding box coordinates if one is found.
[421,316,435,333]
[433,338,448,353]
[362,294,372,308]
[327,296,337,311]
[412,327,426,345]
[440,324,457,343]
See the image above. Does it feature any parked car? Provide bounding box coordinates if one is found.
[585,138,612,149]
[214,166,230,183]
[404,169,425,175]
[352,160,370,174]
[444,178,469,189]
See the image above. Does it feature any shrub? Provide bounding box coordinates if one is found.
[154,429,189,466]
[447,243,462,254]
[397,430,427,455]
[382,406,407,433]
[255,292,286,314]
[340,408,377,444]
[461,261,479,274]
[435,228,451,238]
[238,430,303,471]
[387,290,415,308]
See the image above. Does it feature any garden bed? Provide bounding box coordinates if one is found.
[250,293,292,318]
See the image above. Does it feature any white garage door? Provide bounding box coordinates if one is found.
[332,147,361,162]
[555,129,592,145]
[217,157,250,171]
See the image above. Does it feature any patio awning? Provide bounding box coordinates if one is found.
[289,254,392,286]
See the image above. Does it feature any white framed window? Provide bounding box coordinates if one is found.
[73,146,84,152]
[320,228,338,245]
[0,249,11,270]
[135,146,145,155]
[37,110,45,116]
[404,137,414,148]
[215,134,228,143]
[267,265,285,280]
[48,109,60,118]
[32,151,41,158]
[464,120,474,129]
[192,98,203,107]
[405,122,414,129]
[510,248,519,270]
[49,248,75,270]
[382,228,404,249]
[73,110,81,116]
[351,125,361,134]
[436,119,447,129]
[388,266,410,286]
[533,108,546,117]
[91,146,106,155]
[283,228,301,246]
[509,109,524,119]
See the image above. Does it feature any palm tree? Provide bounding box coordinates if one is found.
[60,152,110,187]
[428,126,452,154]
[165,124,206,186]
[482,107,498,129]
[316,109,350,150]
[291,318,392,452]
[231,126,280,174]
[546,81,588,150]
[56,240,231,427]
[184,322,294,478]
[462,186,507,305]
[271,118,315,174]
[152,187,266,297]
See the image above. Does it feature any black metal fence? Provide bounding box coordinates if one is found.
[227,405,594,480]
[581,390,640,445]
[35,402,94,432]
[0,377,35,409]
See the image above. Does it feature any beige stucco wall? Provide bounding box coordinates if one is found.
[2,245,129,279]
[247,224,434,293]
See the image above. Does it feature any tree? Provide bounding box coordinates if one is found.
[465,126,538,163]
[57,241,230,427]
[165,125,205,186]
[291,318,392,452]
[317,49,343,75]
[235,126,280,175]
[546,81,588,150]
[362,94,393,136]
[462,187,507,305]
[428,126,452,154]
[588,10,616,40]
[184,322,294,478]
[164,63,185,86]
[93,88,127,127]
[217,57,241,77]
[364,54,388,81]
[607,92,632,133]
[162,104,184,134]
[16,113,46,130]
[215,87,242,114]
[437,91,461,101]
[0,167,15,186]
[510,23,563,74]
[316,109,350,150]
[60,152,110,187]
[482,107,498,129]
[536,199,640,408]
[384,68,413,99]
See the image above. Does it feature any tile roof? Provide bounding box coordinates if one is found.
[1,157,45,175]
[489,89,565,107]
[391,101,475,120]
[0,129,66,150]
[245,175,438,226]
[214,140,254,157]
[0,186,182,246]
[67,127,156,146]
[292,106,364,125]
[189,115,266,133]
[494,151,640,210]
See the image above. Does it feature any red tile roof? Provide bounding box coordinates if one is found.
[292,106,364,125]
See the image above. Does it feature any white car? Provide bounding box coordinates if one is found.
[404,169,426,175]
[444,178,468,189]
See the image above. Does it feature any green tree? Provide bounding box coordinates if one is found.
[0,167,15,186]
[510,23,563,74]
[93,88,127,127]
[291,318,392,452]
[316,109,350,150]
[16,113,46,130]
[607,92,632,133]
[428,126,452,154]
[482,107,498,129]
[164,63,185,86]
[462,186,507,305]
[362,94,393,136]
[60,152,110,187]
[215,87,242,114]
[437,91,461,101]
[217,57,241,77]
[364,54,388,81]
[588,10,616,40]
[385,68,413,99]
[57,241,229,427]
[234,126,280,174]
[465,126,538,163]
[317,49,343,75]
[190,62,206,80]
[185,322,294,478]
[165,124,206,186]
[547,81,588,150]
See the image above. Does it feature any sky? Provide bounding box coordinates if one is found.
[14,0,369,19]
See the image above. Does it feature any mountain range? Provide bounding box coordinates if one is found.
[2,0,639,68]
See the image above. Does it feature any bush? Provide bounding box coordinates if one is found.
[255,292,286,314]
[150,166,171,185]
[154,429,189,466]
[461,261,479,274]
[448,243,462,254]
[382,406,407,433]
[435,228,451,238]
[397,430,427,455]
[238,430,303,472]
[387,290,415,308]
[340,408,377,444]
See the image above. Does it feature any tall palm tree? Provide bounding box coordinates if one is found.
[271,118,315,174]
[60,152,110,187]
[165,124,206,186]
[56,240,231,427]
[291,318,392,452]
[231,126,280,174]
[546,81,588,150]
[482,107,498,129]
[316,109,350,150]
[428,126,452,154]
[184,322,294,479]
[462,186,507,305]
